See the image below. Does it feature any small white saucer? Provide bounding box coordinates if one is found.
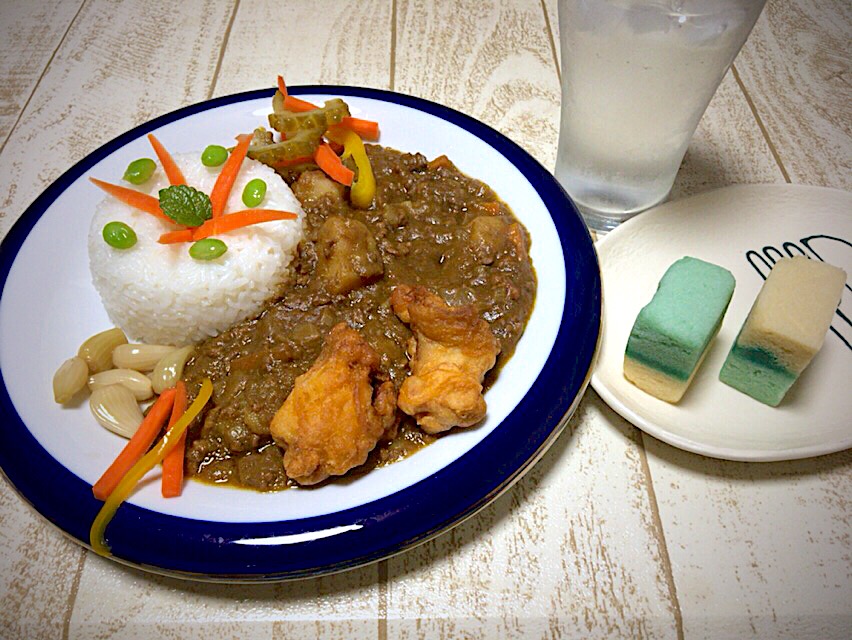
[592,184,852,461]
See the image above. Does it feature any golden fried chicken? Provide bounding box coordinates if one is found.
[270,323,397,485]
[391,285,501,434]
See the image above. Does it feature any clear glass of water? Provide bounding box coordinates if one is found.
[555,0,767,233]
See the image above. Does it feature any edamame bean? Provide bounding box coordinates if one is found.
[123,158,156,185]
[189,238,227,260]
[242,178,267,207]
[102,221,137,249]
[201,145,228,167]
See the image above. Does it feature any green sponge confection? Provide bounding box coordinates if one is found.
[624,257,736,403]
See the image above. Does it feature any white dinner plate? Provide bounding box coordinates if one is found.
[0,86,600,580]
[593,184,851,461]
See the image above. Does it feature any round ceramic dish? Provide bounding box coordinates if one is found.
[593,184,851,461]
[0,86,600,581]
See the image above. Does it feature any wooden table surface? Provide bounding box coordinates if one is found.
[0,0,849,638]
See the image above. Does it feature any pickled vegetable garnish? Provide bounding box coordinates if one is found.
[327,128,376,209]
[247,128,324,166]
[268,98,350,136]
[89,379,213,557]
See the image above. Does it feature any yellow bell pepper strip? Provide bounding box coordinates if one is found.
[327,128,376,209]
[89,378,213,557]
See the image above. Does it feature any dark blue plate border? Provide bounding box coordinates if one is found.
[0,86,600,581]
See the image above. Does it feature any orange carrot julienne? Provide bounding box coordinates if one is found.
[161,381,188,498]
[192,209,298,240]
[283,95,318,112]
[277,75,288,98]
[314,143,354,186]
[89,178,171,223]
[92,388,177,501]
[147,134,186,186]
[209,134,252,218]
[338,117,380,141]
[158,229,194,244]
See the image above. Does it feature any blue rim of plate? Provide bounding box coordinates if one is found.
[0,86,600,581]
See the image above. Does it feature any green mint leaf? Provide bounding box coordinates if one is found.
[158,185,212,227]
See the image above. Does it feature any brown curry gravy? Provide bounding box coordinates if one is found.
[182,145,536,490]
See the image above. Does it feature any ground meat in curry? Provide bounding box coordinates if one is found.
[181,145,536,490]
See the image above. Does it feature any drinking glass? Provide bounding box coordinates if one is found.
[554,0,767,233]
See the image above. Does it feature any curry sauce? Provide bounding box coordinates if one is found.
[182,146,536,490]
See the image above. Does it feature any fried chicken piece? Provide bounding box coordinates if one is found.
[270,323,397,485]
[391,285,501,434]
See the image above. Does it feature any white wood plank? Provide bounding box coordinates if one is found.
[644,439,852,639]
[0,0,84,146]
[734,0,852,188]
[213,0,393,97]
[69,555,379,639]
[394,0,562,168]
[0,480,84,639]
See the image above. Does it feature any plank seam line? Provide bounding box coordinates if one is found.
[638,434,685,640]
[731,63,792,183]
[207,0,242,101]
[0,0,88,159]
[389,0,398,91]
[61,549,87,640]
[540,0,561,84]
[377,559,388,640]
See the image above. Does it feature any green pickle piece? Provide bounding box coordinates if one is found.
[201,145,228,167]
[242,178,267,207]
[102,221,137,249]
[189,238,227,261]
[247,127,324,166]
[123,158,156,185]
[268,98,350,136]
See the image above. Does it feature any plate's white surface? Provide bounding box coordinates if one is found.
[0,93,565,522]
[592,184,852,461]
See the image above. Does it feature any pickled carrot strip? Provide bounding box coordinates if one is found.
[147,134,187,186]
[89,380,212,556]
[161,381,188,498]
[192,209,298,240]
[92,388,176,501]
[89,178,171,223]
[209,134,252,217]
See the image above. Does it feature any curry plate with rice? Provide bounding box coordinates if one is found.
[50,80,536,553]
[0,83,599,578]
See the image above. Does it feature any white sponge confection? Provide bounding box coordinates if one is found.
[719,257,846,406]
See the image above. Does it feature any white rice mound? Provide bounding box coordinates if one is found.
[88,153,304,345]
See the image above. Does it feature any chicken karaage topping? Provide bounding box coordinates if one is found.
[391,285,501,434]
[270,323,397,485]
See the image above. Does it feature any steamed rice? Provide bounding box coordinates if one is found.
[88,152,304,345]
